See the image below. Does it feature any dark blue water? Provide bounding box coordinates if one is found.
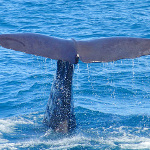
[0,0,150,149]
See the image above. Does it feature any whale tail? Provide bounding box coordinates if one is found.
[77,37,150,63]
[1,33,150,133]
[1,33,150,63]
[0,33,77,64]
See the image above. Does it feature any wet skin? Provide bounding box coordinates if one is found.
[43,60,76,133]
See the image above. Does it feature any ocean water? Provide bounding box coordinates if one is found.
[0,0,150,149]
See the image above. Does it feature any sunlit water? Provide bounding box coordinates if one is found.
[0,0,150,149]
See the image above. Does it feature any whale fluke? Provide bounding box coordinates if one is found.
[77,37,150,63]
[0,33,77,64]
[1,33,150,133]
[1,33,150,63]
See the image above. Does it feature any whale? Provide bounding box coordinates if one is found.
[43,60,76,133]
[1,33,150,133]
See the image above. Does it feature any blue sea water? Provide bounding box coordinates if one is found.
[0,0,150,149]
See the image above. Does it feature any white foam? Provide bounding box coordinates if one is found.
[0,131,150,149]
[0,118,34,134]
[0,134,91,150]
[0,138,9,144]
[0,119,15,133]
[108,128,150,149]
[0,118,150,150]
[0,117,35,149]
[120,139,150,149]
